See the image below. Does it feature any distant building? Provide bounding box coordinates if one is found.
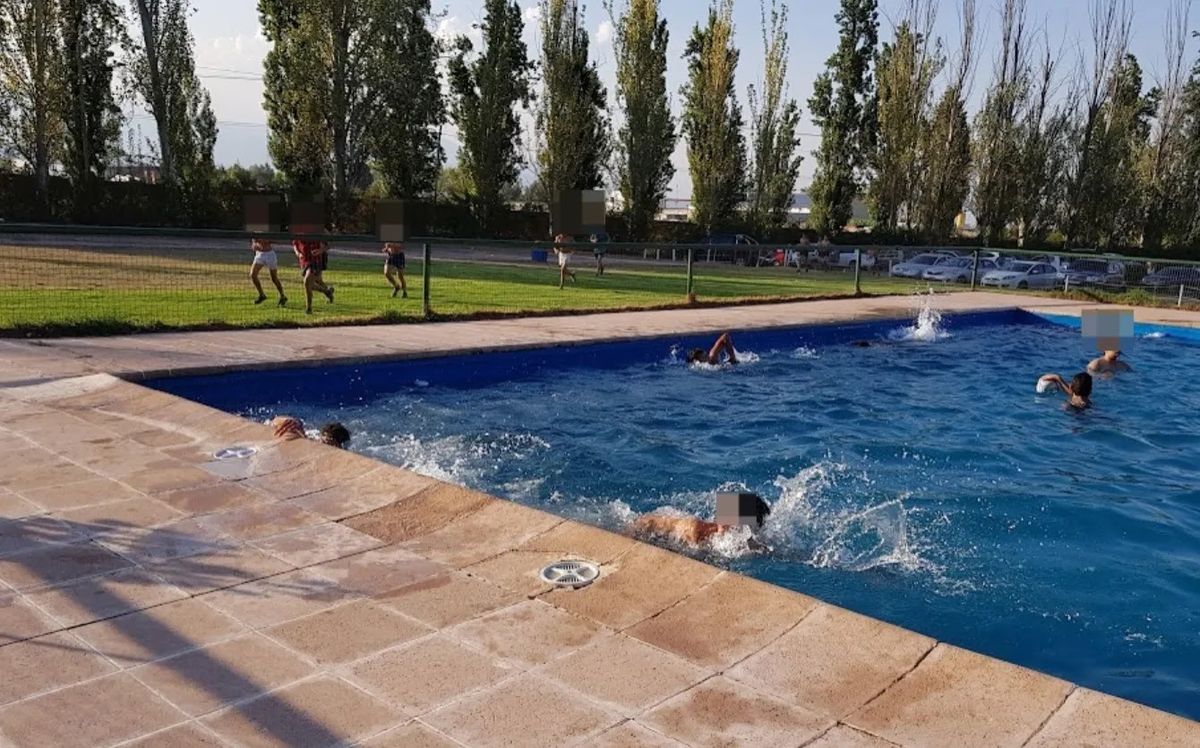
[108,164,161,184]
[655,192,870,228]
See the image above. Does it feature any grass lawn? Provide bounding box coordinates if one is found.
[0,243,935,336]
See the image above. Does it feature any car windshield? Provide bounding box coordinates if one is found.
[1008,261,1035,272]
[910,254,938,264]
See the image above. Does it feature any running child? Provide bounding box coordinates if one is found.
[383,242,408,298]
[292,239,335,314]
[552,234,577,289]
[249,238,287,306]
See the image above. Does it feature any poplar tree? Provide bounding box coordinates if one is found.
[536,0,610,226]
[747,0,803,232]
[448,0,532,232]
[1140,0,1191,251]
[608,0,674,240]
[1013,37,1070,247]
[808,0,878,237]
[681,0,746,234]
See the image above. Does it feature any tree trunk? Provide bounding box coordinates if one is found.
[330,1,349,223]
[136,0,174,184]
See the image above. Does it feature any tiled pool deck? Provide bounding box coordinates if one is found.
[0,292,1197,747]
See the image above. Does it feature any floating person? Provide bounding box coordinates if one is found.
[687,332,739,365]
[552,234,578,289]
[271,416,351,448]
[1036,371,1093,409]
[630,492,771,551]
[382,242,408,298]
[1087,349,1131,376]
[292,239,335,314]
[249,238,287,307]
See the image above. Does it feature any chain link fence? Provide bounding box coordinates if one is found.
[1,226,1197,336]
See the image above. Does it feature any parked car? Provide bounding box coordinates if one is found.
[1140,265,1200,288]
[924,257,999,283]
[1063,258,1125,290]
[980,261,1062,289]
[835,249,877,269]
[890,253,946,278]
[701,233,759,265]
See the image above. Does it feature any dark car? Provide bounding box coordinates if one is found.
[1141,266,1200,288]
[700,233,759,265]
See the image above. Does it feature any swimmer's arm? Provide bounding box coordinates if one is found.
[1039,374,1070,396]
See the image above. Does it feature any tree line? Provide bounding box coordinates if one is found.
[1,0,1199,253]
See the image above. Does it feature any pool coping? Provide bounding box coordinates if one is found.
[1,293,1199,746]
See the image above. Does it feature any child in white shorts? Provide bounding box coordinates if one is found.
[552,234,577,289]
[250,238,287,306]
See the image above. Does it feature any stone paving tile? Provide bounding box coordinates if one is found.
[804,725,900,747]
[73,597,247,668]
[155,481,267,515]
[293,467,436,521]
[0,672,186,748]
[23,567,187,628]
[1025,688,1200,747]
[143,544,293,594]
[313,545,446,597]
[449,599,610,669]
[116,460,222,495]
[125,722,228,748]
[343,483,495,543]
[0,515,84,556]
[846,644,1074,748]
[585,721,689,747]
[376,571,524,628]
[97,516,235,565]
[462,549,564,597]
[0,456,95,492]
[346,633,517,715]
[0,539,132,591]
[202,676,402,748]
[0,489,40,520]
[0,631,117,705]
[542,543,721,630]
[728,604,936,719]
[0,592,62,645]
[398,499,563,568]
[16,476,141,512]
[56,495,185,534]
[541,634,711,717]
[640,676,831,748]
[266,599,430,666]
[199,501,326,541]
[132,633,315,717]
[424,673,619,748]
[358,721,462,748]
[518,520,638,564]
[627,572,817,671]
[242,451,381,501]
[201,567,359,628]
[251,521,383,567]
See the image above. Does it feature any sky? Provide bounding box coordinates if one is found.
[176,0,1187,197]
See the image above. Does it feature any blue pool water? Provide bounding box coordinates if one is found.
[152,306,1200,718]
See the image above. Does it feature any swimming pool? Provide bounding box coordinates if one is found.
[150,306,1200,719]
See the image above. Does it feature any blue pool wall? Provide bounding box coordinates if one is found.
[148,309,1044,411]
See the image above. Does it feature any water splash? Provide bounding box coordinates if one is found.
[364,431,550,487]
[1142,332,1166,340]
[889,293,949,342]
[792,346,819,359]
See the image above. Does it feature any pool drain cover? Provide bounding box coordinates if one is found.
[539,560,599,588]
[213,445,258,460]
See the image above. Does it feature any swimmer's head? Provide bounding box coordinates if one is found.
[686,348,706,363]
[319,422,351,448]
[751,495,771,528]
[716,492,772,530]
[1104,349,1121,361]
[1070,372,1093,399]
[852,340,871,348]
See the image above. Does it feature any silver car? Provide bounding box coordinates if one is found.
[980,261,1062,290]
[923,257,999,283]
[891,253,948,278]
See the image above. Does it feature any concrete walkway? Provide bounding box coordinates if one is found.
[0,293,1197,747]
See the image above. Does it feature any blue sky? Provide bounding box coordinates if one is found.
[178,0,1186,196]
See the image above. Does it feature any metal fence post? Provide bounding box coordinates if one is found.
[686,247,696,303]
[422,242,432,318]
[1180,284,1186,308]
[970,250,980,290]
[853,249,862,295]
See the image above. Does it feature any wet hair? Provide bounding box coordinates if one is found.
[752,495,772,528]
[686,348,706,363]
[1070,372,1093,399]
[318,422,351,448]
[852,340,872,348]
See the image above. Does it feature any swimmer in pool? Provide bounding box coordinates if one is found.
[630,493,771,551]
[687,332,739,365]
[271,417,352,448]
[1087,349,1131,376]
[1037,372,1093,409]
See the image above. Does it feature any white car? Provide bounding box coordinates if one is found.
[980,261,1062,289]
[923,257,999,283]
[890,253,945,278]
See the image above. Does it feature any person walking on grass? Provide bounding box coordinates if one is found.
[591,233,606,277]
[249,238,287,306]
[552,233,577,289]
[383,242,408,298]
[292,239,334,314]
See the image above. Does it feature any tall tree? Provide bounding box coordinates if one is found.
[129,0,217,212]
[746,0,803,233]
[681,0,746,234]
[972,0,1030,245]
[1012,36,1071,247]
[0,0,63,213]
[448,0,532,232]
[59,0,123,220]
[367,0,444,199]
[1140,0,1191,251]
[808,0,878,237]
[1174,57,1200,247]
[536,0,610,232]
[870,0,940,232]
[608,0,674,240]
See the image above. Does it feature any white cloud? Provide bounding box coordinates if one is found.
[596,20,614,46]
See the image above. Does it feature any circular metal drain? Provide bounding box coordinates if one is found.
[539,559,599,588]
[213,445,258,461]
